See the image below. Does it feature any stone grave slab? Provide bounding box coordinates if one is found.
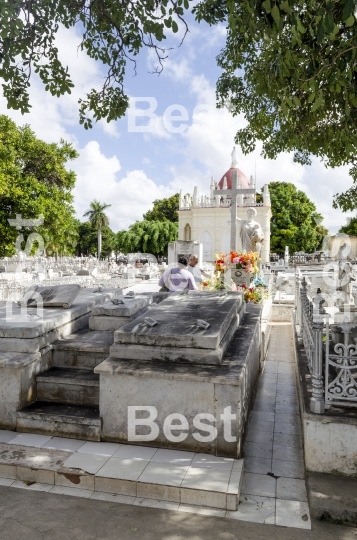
[114,293,242,349]
[19,284,81,308]
[111,292,244,365]
[0,288,118,353]
[89,293,168,331]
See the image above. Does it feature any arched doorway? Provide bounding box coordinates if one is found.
[184,223,191,241]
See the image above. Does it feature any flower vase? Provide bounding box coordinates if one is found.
[227,264,252,288]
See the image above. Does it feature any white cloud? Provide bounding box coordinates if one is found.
[72,141,171,231]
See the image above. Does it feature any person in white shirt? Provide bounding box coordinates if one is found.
[187,255,211,286]
[159,256,198,292]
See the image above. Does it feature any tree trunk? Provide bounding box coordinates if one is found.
[98,227,102,260]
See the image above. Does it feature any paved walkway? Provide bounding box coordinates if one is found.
[238,322,310,529]
[0,484,355,540]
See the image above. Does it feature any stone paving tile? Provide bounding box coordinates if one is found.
[7,433,52,448]
[273,432,303,449]
[271,459,305,480]
[0,431,17,444]
[241,473,276,498]
[275,413,301,425]
[274,421,302,437]
[244,457,272,475]
[273,445,304,463]
[275,403,300,415]
[261,373,278,382]
[275,499,311,529]
[276,478,308,502]
[245,430,274,445]
[244,442,273,460]
[253,402,276,413]
[247,419,275,433]
[228,495,275,524]
[249,411,275,423]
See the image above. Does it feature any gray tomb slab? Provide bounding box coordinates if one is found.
[0,288,118,352]
[91,295,151,317]
[89,292,166,331]
[114,293,242,349]
[19,284,81,308]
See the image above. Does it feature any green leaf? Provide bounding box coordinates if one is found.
[296,16,306,33]
[343,0,354,21]
[262,0,272,14]
[345,14,355,26]
[324,11,334,33]
[172,20,178,33]
[271,4,280,24]
[317,18,324,42]
[280,1,292,14]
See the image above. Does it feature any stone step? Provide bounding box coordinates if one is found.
[52,330,113,369]
[16,401,101,441]
[36,368,99,407]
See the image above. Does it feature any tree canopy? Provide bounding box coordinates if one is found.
[143,193,179,222]
[194,0,357,209]
[76,221,116,258]
[0,115,78,257]
[83,200,111,230]
[116,220,178,256]
[266,181,327,254]
[339,216,357,235]
[0,0,189,128]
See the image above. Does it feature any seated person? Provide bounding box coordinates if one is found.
[159,256,198,293]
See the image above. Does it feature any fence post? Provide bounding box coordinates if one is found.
[310,289,325,414]
[300,277,308,334]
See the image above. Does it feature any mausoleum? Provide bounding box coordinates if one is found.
[178,148,272,262]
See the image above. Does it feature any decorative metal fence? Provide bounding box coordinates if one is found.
[298,277,357,412]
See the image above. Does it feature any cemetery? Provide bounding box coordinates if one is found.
[0,150,356,528]
[1,2,357,532]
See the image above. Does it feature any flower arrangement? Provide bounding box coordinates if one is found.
[243,286,267,303]
[230,250,260,274]
[214,251,260,274]
[214,256,226,273]
[199,274,232,291]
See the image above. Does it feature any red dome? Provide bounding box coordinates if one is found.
[218,167,249,190]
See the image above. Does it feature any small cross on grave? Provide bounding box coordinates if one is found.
[213,170,255,251]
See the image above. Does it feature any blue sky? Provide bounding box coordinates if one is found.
[0,16,353,234]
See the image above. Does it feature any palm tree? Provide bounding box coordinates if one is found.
[83,200,111,259]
